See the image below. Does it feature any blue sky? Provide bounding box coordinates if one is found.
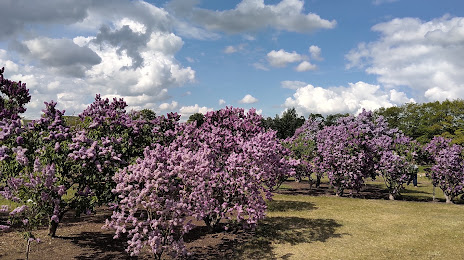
[1,0,463,120]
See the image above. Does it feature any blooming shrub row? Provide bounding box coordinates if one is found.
[0,67,297,259]
[286,110,464,202]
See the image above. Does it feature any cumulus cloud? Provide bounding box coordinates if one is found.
[309,45,323,61]
[372,0,399,5]
[239,94,259,104]
[283,81,414,116]
[224,46,238,54]
[295,61,317,72]
[0,0,90,39]
[281,80,307,90]
[22,37,101,77]
[175,0,336,34]
[252,62,269,71]
[179,104,213,120]
[0,1,196,118]
[224,44,246,54]
[267,48,320,71]
[346,15,464,102]
[219,99,226,105]
[267,49,304,67]
[158,101,179,111]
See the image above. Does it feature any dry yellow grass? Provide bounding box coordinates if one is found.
[236,187,464,260]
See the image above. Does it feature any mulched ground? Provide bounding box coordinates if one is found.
[0,180,444,259]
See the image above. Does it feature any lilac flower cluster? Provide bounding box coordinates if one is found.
[284,118,322,184]
[0,100,74,237]
[107,107,297,258]
[289,110,417,198]
[424,136,464,203]
[0,67,31,120]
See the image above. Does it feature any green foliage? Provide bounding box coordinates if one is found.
[187,112,205,127]
[262,107,305,139]
[138,108,156,120]
[375,99,464,144]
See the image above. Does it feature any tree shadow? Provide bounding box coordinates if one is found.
[256,217,343,245]
[187,216,343,260]
[60,231,136,260]
[267,200,317,212]
[60,207,114,227]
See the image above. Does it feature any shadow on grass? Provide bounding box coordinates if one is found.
[267,200,317,212]
[60,231,134,260]
[60,207,113,227]
[188,216,343,260]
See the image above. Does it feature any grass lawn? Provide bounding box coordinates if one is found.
[233,194,464,260]
[1,172,464,259]
[233,174,464,260]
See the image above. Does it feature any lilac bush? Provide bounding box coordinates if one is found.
[315,111,378,196]
[285,119,322,187]
[0,67,31,120]
[105,144,195,259]
[107,107,297,258]
[1,101,74,237]
[373,118,418,200]
[424,136,464,203]
[174,107,297,229]
[314,111,415,198]
[72,95,180,207]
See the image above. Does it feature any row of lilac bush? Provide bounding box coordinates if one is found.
[2,66,463,258]
[0,68,296,259]
[285,110,464,203]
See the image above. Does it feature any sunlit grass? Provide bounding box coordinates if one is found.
[236,194,464,260]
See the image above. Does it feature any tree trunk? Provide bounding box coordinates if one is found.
[203,215,221,231]
[388,193,395,200]
[432,186,436,202]
[48,220,59,237]
[445,194,454,204]
[48,212,65,237]
[26,238,31,260]
[316,175,321,188]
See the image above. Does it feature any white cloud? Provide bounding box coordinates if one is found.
[346,15,464,102]
[115,18,147,34]
[224,45,237,54]
[146,31,184,55]
[267,49,304,67]
[23,37,101,77]
[309,45,323,61]
[179,104,213,120]
[243,34,256,41]
[0,0,90,39]
[239,94,259,104]
[0,1,196,119]
[180,0,336,34]
[295,61,317,72]
[281,80,308,90]
[224,44,246,54]
[185,57,195,63]
[372,0,399,5]
[283,81,414,116]
[253,62,269,71]
[158,101,179,111]
[389,89,415,104]
[219,99,226,105]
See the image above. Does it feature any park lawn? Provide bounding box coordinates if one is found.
[2,172,463,259]
[235,192,464,260]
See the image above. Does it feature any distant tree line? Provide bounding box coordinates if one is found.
[261,108,349,139]
[375,100,464,145]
